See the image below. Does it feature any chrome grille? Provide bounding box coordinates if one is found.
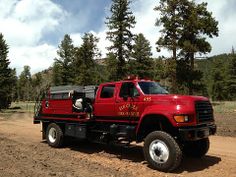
[195,101,214,122]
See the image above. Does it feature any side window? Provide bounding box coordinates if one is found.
[50,92,69,100]
[51,93,62,99]
[100,85,115,98]
[119,82,140,98]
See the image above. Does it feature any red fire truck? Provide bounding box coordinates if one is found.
[34,77,216,172]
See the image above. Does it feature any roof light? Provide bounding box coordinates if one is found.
[125,75,138,80]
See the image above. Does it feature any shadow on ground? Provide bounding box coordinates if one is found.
[66,140,144,163]
[46,139,221,173]
[176,155,221,173]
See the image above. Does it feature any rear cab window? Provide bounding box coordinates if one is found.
[100,84,115,99]
[50,92,70,100]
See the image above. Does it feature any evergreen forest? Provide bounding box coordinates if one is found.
[0,0,235,109]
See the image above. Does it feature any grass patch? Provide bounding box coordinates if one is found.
[10,102,35,113]
[212,101,236,137]
[212,101,236,113]
[0,101,35,119]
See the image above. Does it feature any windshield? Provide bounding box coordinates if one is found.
[138,82,168,95]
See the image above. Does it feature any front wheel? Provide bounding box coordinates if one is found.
[143,131,182,172]
[46,123,64,148]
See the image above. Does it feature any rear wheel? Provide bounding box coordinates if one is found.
[183,138,209,158]
[46,123,64,148]
[143,131,182,172]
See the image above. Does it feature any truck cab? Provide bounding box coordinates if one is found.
[34,77,216,172]
[94,78,216,140]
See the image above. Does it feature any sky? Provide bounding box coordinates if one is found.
[0,0,236,75]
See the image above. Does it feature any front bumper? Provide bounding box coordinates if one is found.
[179,123,217,141]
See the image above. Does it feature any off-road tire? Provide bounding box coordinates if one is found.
[183,138,209,158]
[46,123,64,148]
[143,131,182,172]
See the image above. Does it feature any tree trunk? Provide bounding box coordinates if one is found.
[171,40,177,93]
[189,52,195,95]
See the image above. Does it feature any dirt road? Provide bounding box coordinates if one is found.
[0,113,235,177]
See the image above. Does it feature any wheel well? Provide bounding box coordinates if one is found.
[136,115,176,142]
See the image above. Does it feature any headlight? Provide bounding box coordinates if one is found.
[174,115,189,123]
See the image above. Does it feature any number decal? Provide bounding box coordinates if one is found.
[144,97,151,102]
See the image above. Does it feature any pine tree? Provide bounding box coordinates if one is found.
[176,59,204,95]
[52,62,63,86]
[130,33,154,78]
[31,73,43,100]
[0,33,16,109]
[227,55,236,100]
[10,69,18,102]
[18,66,32,101]
[231,46,235,55]
[196,54,236,100]
[155,0,218,94]
[154,0,182,93]
[153,57,166,81]
[53,34,75,86]
[210,59,228,101]
[178,1,218,94]
[105,52,118,81]
[106,0,136,80]
[94,63,109,84]
[73,33,100,85]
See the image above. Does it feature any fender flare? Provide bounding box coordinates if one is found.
[136,106,176,135]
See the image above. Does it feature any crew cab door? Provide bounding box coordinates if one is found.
[93,84,116,118]
[115,82,141,122]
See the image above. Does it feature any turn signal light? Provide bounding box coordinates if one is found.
[174,115,189,123]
